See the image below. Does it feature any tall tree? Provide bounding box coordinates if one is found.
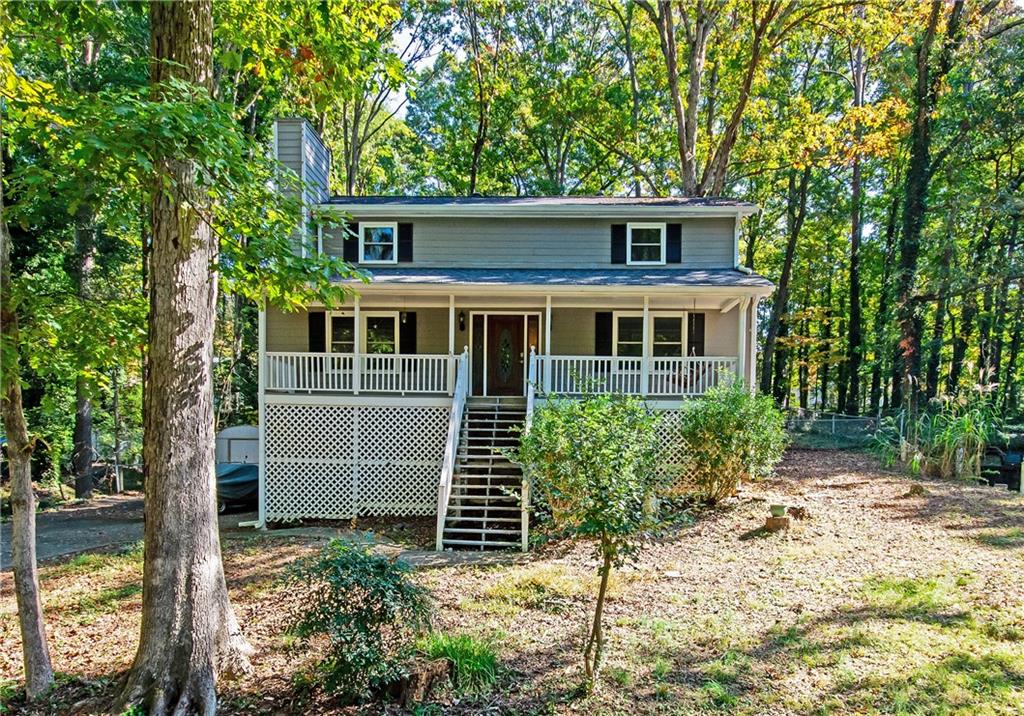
[119,2,251,711]
[894,0,969,412]
[1,118,55,701]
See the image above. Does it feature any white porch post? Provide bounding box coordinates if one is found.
[353,297,361,395]
[748,297,760,392]
[256,306,267,528]
[737,296,750,387]
[448,294,455,396]
[641,296,650,396]
[543,295,552,393]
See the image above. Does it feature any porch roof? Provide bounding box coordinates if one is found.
[340,267,774,292]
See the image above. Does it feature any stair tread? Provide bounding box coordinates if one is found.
[442,539,522,547]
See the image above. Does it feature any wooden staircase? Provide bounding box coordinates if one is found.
[441,397,527,550]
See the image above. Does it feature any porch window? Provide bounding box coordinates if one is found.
[327,313,399,353]
[365,315,397,353]
[359,222,398,264]
[329,316,354,353]
[614,316,644,356]
[626,222,666,265]
[652,316,684,357]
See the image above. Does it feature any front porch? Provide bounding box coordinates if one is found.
[261,289,761,401]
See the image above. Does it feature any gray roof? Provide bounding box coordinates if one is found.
[326,195,759,219]
[342,267,774,290]
[327,195,755,209]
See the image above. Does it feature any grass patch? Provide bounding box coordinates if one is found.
[418,632,498,696]
[977,527,1024,549]
[482,564,621,613]
[861,575,955,616]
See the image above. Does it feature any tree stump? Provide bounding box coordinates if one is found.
[388,658,450,707]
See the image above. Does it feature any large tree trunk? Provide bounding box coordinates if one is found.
[843,24,866,414]
[118,3,251,712]
[1,123,55,701]
[894,1,965,414]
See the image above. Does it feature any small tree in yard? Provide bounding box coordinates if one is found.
[510,393,662,685]
[669,382,788,504]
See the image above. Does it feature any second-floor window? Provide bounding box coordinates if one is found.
[626,222,666,265]
[360,222,398,264]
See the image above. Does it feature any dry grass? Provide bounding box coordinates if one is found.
[2,449,1023,714]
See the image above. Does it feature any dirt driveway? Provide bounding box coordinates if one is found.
[0,496,257,570]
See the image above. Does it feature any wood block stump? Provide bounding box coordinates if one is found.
[765,516,790,532]
[388,658,450,707]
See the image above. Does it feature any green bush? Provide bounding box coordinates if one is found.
[418,632,498,696]
[670,382,788,503]
[286,540,432,703]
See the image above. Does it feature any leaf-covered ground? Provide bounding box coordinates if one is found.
[2,449,1023,714]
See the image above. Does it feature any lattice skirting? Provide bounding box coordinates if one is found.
[264,403,449,521]
[654,409,695,484]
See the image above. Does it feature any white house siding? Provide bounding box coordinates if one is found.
[322,216,736,270]
[263,398,449,521]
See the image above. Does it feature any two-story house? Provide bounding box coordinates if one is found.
[258,118,773,550]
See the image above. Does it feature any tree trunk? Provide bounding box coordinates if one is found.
[583,539,613,685]
[118,3,251,712]
[842,5,866,415]
[894,1,965,414]
[871,181,901,412]
[1,122,55,701]
[761,167,810,397]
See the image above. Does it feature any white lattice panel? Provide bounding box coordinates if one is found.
[654,409,695,485]
[264,402,449,521]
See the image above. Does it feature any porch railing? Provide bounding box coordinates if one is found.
[266,351,453,394]
[435,349,469,550]
[532,354,737,397]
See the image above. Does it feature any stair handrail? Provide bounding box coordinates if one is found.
[520,348,538,551]
[436,347,469,550]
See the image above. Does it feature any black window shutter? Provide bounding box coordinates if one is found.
[399,312,417,354]
[688,313,705,356]
[610,224,627,264]
[308,310,326,352]
[343,222,359,263]
[667,223,682,263]
[595,312,613,355]
[398,223,413,262]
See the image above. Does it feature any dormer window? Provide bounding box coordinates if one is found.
[626,222,666,265]
[359,222,398,264]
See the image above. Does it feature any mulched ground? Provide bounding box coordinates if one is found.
[3,449,1022,715]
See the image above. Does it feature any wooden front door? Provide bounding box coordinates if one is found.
[487,315,525,395]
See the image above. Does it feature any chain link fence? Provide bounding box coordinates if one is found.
[785,410,880,450]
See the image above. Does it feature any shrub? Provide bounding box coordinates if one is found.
[670,382,788,503]
[510,392,663,685]
[418,632,498,696]
[286,540,432,703]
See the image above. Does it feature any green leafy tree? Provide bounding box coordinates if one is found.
[511,393,662,685]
